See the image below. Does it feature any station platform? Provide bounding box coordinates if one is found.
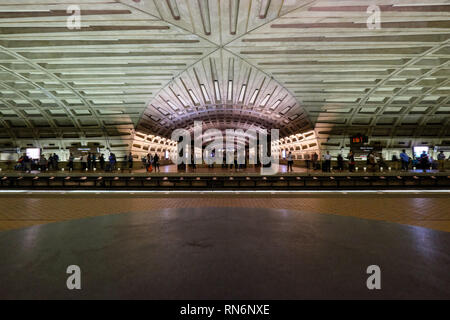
[0,165,449,190]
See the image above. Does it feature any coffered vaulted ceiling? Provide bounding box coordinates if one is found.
[0,0,449,153]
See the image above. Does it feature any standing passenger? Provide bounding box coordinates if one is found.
[81,154,88,171]
[128,153,133,171]
[437,151,446,172]
[68,153,74,171]
[39,154,48,172]
[312,152,319,170]
[153,153,160,173]
[337,153,344,171]
[92,153,97,170]
[109,153,116,171]
[287,152,294,172]
[400,149,410,171]
[53,153,59,170]
[99,154,105,170]
[87,152,92,170]
[347,151,355,172]
[419,151,429,172]
[324,151,332,172]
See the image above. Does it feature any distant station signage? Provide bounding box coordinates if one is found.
[435,145,450,152]
[357,145,382,153]
[69,146,100,157]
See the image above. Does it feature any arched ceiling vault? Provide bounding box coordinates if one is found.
[0,0,449,154]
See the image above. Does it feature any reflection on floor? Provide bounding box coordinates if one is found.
[0,207,449,299]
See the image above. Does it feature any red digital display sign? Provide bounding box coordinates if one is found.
[350,135,368,145]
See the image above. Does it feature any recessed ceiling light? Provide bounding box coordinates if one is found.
[280,106,291,115]
[200,84,210,102]
[177,95,189,107]
[249,89,259,104]
[227,80,233,101]
[155,105,169,116]
[166,100,179,111]
[260,94,271,107]
[238,84,247,102]
[188,89,200,105]
[214,80,221,101]
[270,100,282,110]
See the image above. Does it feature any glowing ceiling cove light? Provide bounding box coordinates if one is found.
[249,89,259,104]
[270,99,282,110]
[177,95,189,107]
[166,100,179,111]
[200,84,210,102]
[227,80,233,101]
[214,80,221,101]
[280,106,291,115]
[188,89,200,105]
[238,84,247,102]
[260,94,271,107]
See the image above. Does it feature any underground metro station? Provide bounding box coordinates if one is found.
[0,0,449,303]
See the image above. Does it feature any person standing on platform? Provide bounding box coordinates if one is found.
[92,153,97,170]
[123,154,128,170]
[287,152,294,172]
[99,154,105,171]
[128,153,133,171]
[68,153,74,171]
[146,153,153,172]
[324,151,332,172]
[400,149,410,171]
[109,153,116,172]
[39,154,48,172]
[347,151,355,172]
[419,151,429,172]
[52,153,59,170]
[81,153,88,171]
[437,151,446,172]
[391,154,399,171]
[153,153,160,173]
[312,152,319,170]
[23,155,31,173]
[304,153,310,170]
[337,153,344,171]
[87,152,93,170]
[367,151,377,172]
[48,154,53,170]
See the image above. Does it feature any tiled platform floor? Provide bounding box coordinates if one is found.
[0,194,449,232]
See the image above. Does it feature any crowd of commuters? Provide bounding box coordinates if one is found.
[13,152,162,173]
[11,149,449,174]
[299,149,448,173]
[15,153,60,173]
[142,153,160,173]
[399,149,448,172]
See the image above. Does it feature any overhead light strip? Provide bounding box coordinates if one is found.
[270,99,282,110]
[166,100,179,111]
[227,80,233,101]
[260,94,271,107]
[249,89,259,104]
[214,80,221,101]
[177,94,189,107]
[200,84,210,102]
[238,84,246,102]
[188,89,200,105]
